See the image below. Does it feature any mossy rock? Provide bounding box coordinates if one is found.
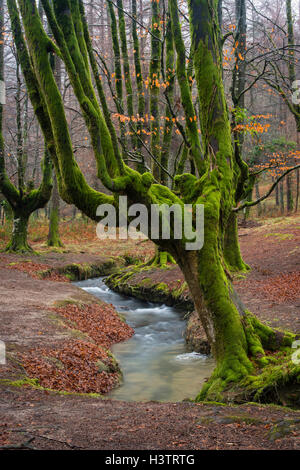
[39,260,118,282]
[268,418,300,441]
[57,261,117,281]
[105,266,193,308]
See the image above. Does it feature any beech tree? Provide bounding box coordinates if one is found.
[7,0,300,404]
[0,0,52,252]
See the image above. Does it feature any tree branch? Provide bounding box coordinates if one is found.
[233,164,300,212]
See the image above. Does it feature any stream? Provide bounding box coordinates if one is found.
[75,277,215,402]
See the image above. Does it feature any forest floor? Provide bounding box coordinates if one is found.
[0,215,299,450]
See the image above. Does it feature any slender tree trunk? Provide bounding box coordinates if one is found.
[223,0,249,272]
[275,179,280,206]
[296,169,299,212]
[255,181,262,216]
[47,35,62,247]
[131,0,146,173]
[160,5,175,186]
[224,213,249,272]
[286,173,294,212]
[47,172,63,247]
[149,0,162,180]
[295,132,300,211]
[280,180,285,214]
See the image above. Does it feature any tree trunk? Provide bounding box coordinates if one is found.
[255,182,262,216]
[286,173,294,212]
[275,180,279,206]
[6,212,31,253]
[175,240,293,403]
[295,169,299,212]
[280,181,285,214]
[47,172,63,247]
[295,132,300,212]
[224,213,249,272]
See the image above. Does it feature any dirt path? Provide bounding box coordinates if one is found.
[1,388,300,450]
[0,218,299,450]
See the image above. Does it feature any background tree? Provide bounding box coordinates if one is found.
[0,0,52,253]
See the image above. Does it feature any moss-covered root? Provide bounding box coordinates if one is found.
[197,353,300,408]
[196,315,298,407]
[4,215,34,253]
[144,247,176,269]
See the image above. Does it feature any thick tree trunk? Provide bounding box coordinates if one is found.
[175,241,294,403]
[6,212,31,253]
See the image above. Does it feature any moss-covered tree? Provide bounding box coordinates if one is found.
[8,0,299,404]
[46,0,63,247]
[0,1,52,252]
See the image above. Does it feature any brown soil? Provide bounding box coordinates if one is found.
[0,217,299,450]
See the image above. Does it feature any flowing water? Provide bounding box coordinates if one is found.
[75,278,215,402]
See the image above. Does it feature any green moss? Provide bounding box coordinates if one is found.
[160,5,175,185]
[53,299,84,308]
[4,377,102,398]
[264,233,294,241]
[224,213,250,272]
[149,0,162,179]
[219,415,265,425]
[240,356,300,403]
[268,419,300,441]
[169,0,205,175]
[44,260,117,281]
[47,203,63,248]
[156,282,169,293]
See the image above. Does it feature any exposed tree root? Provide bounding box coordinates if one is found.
[197,319,300,408]
[144,248,176,269]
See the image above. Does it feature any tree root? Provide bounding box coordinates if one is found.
[144,250,176,269]
[4,243,34,254]
[197,343,300,408]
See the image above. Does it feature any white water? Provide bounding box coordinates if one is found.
[76,278,215,402]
